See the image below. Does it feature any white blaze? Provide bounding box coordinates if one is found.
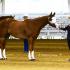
[52,17,59,28]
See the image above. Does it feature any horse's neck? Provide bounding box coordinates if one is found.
[34,16,48,29]
[29,16,49,33]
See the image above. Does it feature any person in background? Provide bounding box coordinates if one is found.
[23,16,29,52]
[23,16,28,20]
[59,24,70,50]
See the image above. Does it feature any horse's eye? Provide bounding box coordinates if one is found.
[48,18,52,21]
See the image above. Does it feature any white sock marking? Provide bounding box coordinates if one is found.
[28,50,35,60]
[31,50,35,59]
[3,49,7,59]
[0,49,3,59]
[28,51,32,60]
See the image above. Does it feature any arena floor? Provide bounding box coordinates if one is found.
[0,39,70,70]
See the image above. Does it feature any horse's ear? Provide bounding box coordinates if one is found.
[49,12,55,17]
[52,12,55,16]
[49,12,52,16]
[50,12,52,15]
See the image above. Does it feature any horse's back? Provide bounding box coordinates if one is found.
[8,20,28,38]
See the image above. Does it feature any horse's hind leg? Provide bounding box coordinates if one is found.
[0,39,7,60]
[0,33,10,60]
[2,40,7,59]
[2,33,10,59]
[0,48,3,59]
[0,40,4,59]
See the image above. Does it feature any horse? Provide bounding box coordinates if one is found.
[0,12,57,60]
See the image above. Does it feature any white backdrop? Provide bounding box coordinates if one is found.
[5,0,69,14]
[4,0,69,39]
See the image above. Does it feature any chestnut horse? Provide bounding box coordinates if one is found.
[0,12,57,60]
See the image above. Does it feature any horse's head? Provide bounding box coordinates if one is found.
[48,12,55,22]
[48,12,59,28]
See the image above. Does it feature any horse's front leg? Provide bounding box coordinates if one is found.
[28,37,35,61]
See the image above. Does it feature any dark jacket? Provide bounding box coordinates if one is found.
[60,25,70,39]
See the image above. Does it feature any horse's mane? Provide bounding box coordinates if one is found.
[0,16,14,20]
[30,16,48,21]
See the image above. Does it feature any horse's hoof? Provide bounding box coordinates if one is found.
[3,58,7,60]
[0,58,3,60]
[29,59,36,61]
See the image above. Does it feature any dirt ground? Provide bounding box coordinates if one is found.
[0,39,70,70]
